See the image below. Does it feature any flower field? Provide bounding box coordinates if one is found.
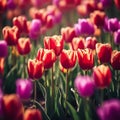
[0,0,120,120]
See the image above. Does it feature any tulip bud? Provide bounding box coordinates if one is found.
[93,64,112,89]
[74,75,95,97]
[24,109,42,120]
[114,29,120,45]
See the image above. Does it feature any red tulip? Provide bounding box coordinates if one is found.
[71,37,85,50]
[2,94,24,120]
[27,59,44,79]
[114,0,120,9]
[2,26,19,46]
[96,43,112,64]
[111,50,120,70]
[93,65,112,89]
[61,27,76,43]
[77,48,94,70]
[17,37,31,55]
[36,48,56,69]
[24,109,42,120]
[13,16,29,35]
[60,49,76,69]
[0,58,4,75]
[44,35,64,56]
[0,0,7,13]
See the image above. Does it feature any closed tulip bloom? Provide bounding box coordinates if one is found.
[24,109,42,120]
[17,37,31,55]
[114,29,120,45]
[36,48,56,69]
[85,37,97,50]
[71,37,85,50]
[111,50,120,70]
[16,79,33,99]
[77,48,94,70]
[61,27,76,43]
[29,19,41,40]
[44,35,64,56]
[97,99,120,120]
[74,75,95,97]
[114,0,120,10]
[60,49,76,69]
[2,94,24,120]
[2,26,19,46]
[0,41,8,58]
[46,15,55,29]
[96,43,112,64]
[93,65,112,88]
[107,18,119,32]
[0,58,4,75]
[27,59,44,79]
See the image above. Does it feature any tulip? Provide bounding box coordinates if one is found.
[17,37,31,55]
[93,64,112,89]
[85,37,97,50]
[77,48,94,70]
[61,27,76,43]
[16,79,33,99]
[44,35,64,56]
[111,50,120,70]
[100,0,112,8]
[45,15,55,28]
[0,0,7,13]
[29,19,41,40]
[0,41,8,58]
[0,58,4,75]
[71,37,85,50]
[2,26,19,46]
[27,59,44,79]
[97,99,120,120]
[60,49,76,69]
[96,43,112,64]
[114,0,120,10]
[2,94,24,120]
[13,16,29,35]
[24,109,42,120]
[114,29,120,45]
[36,48,56,69]
[74,75,95,97]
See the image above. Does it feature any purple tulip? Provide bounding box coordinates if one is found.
[107,18,119,32]
[0,41,8,58]
[114,29,120,45]
[74,19,94,36]
[97,99,120,120]
[100,0,112,7]
[7,0,16,9]
[103,16,109,32]
[16,79,33,100]
[74,75,95,97]
[29,19,41,40]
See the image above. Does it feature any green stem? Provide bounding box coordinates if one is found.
[51,66,54,108]
[34,80,37,107]
[66,69,69,101]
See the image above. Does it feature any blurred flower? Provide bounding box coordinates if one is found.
[77,48,94,70]
[111,50,120,70]
[0,41,8,58]
[74,19,95,36]
[17,37,31,55]
[7,0,17,9]
[71,37,85,50]
[27,59,44,79]
[61,27,76,43]
[2,26,19,46]
[100,0,112,8]
[24,108,42,120]
[90,10,106,27]
[0,89,3,117]
[85,37,97,50]
[93,64,112,89]
[2,94,24,120]
[44,35,64,56]
[36,48,56,69]
[16,79,33,100]
[107,18,119,32]
[59,62,68,73]
[60,49,76,69]
[114,29,120,45]
[45,15,55,28]
[114,0,120,10]
[74,75,95,97]
[29,19,41,40]
[96,43,112,64]
[0,0,7,13]
[97,99,120,120]
[0,58,4,75]
[13,16,29,35]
